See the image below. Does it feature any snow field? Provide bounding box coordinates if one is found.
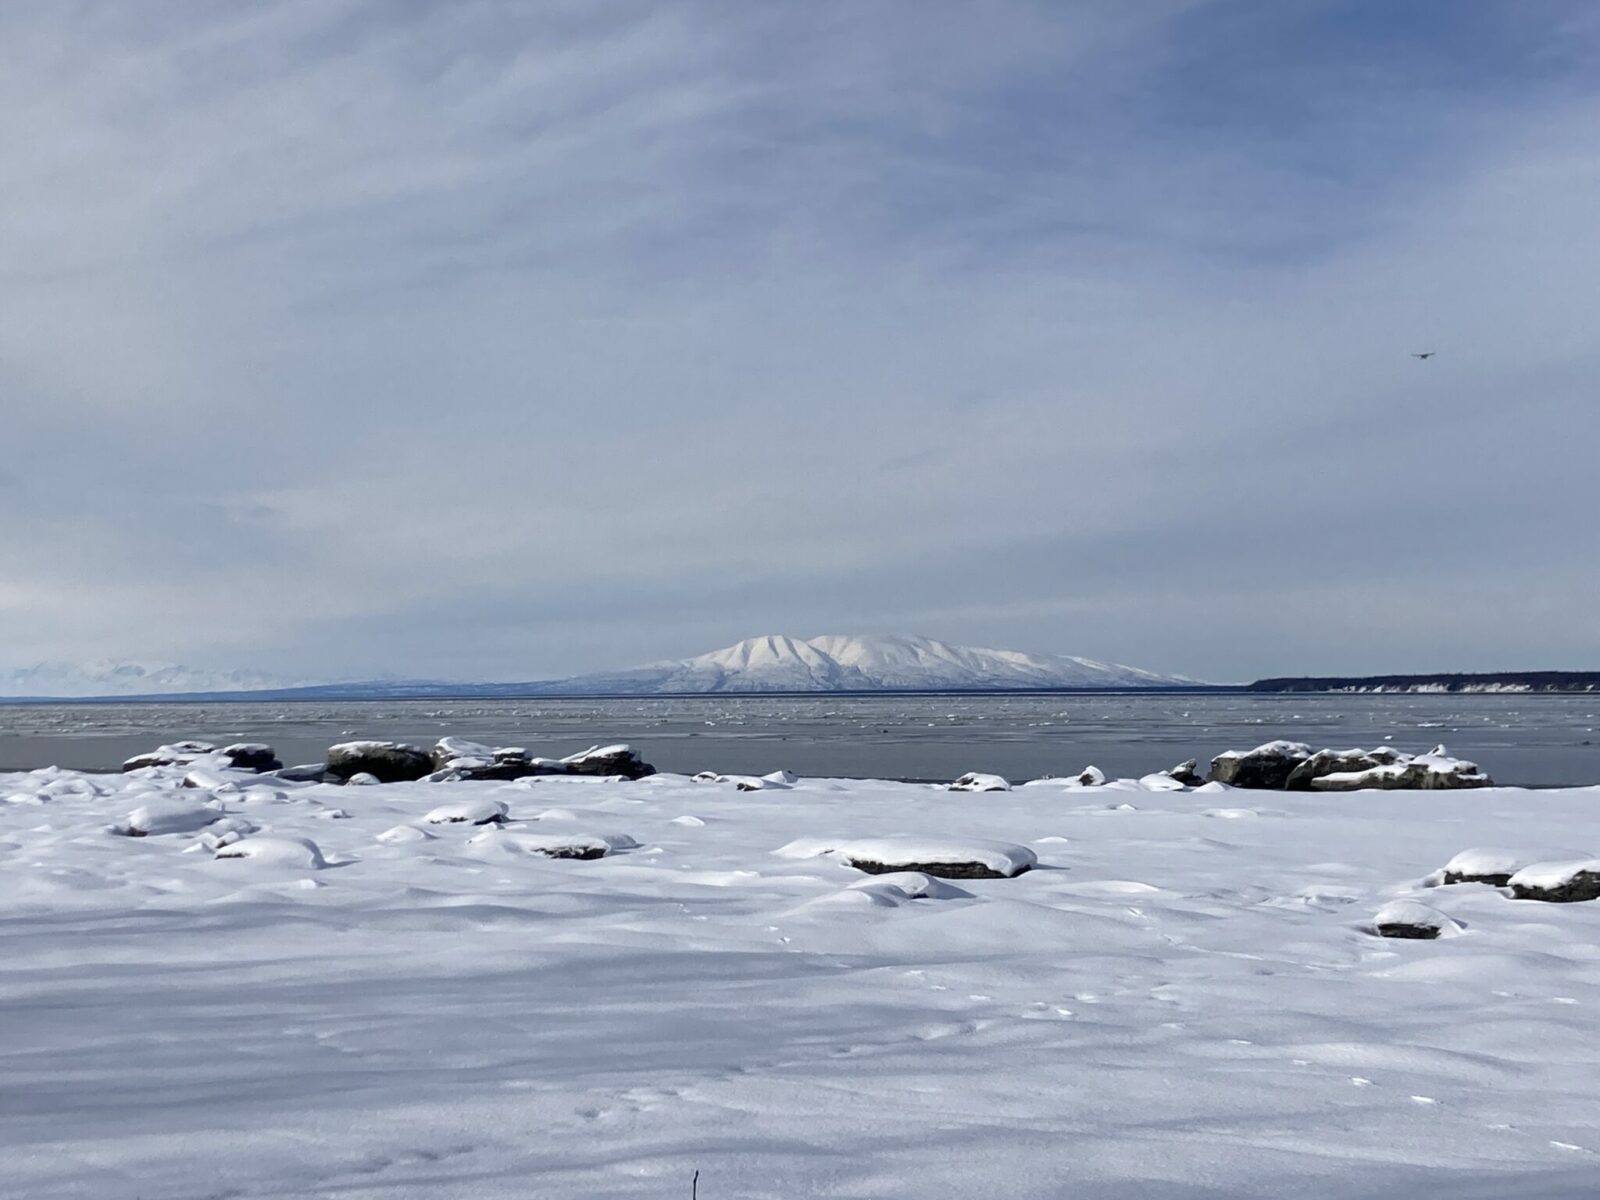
[4,764,1600,1197]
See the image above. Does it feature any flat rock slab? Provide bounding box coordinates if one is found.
[836,836,1036,880]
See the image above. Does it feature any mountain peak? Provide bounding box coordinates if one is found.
[553,633,1192,694]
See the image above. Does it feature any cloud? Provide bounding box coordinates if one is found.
[1,0,1597,680]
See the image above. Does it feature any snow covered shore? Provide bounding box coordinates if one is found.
[5,759,1600,1198]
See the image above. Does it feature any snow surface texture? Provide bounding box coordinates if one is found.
[542,632,1195,693]
[6,764,1600,1197]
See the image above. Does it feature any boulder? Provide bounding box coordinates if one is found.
[1284,748,1397,790]
[836,836,1036,880]
[1371,900,1454,940]
[213,836,327,869]
[1508,859,1600,903]
[1312,746,1491,792]
[557,744,655,779]
[219,743,282,772]
[121,741,218,772]
[1166,759,1205,787]
[1208,741,1312,789]
[949,772,1011,793]
[424,798,510,826]
[1439,847,1590,888]
[276,763,330,783]
[325,741,434,783]
[1076,766,1107,787]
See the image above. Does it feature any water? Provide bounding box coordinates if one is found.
[2,692,1598,786]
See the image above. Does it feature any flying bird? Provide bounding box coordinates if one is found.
[1411,351,1435,360]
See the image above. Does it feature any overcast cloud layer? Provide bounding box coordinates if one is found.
[3,1,1598,683]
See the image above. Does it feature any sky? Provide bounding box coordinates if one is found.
[2,0,1599,685]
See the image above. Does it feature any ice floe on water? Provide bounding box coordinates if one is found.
[6,747,1600,1197]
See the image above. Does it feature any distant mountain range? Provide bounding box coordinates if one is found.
[0,661,299,699]
[1250,671,1600,694]
[0,635,1198,700]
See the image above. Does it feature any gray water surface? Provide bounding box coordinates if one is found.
[2,693,1598,786]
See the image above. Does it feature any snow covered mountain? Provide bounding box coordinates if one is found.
[540,634,1195,694]
[0,661,293,699]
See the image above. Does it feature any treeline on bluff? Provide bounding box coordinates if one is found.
[1250,671,1600,693]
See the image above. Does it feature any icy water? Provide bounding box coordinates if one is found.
[2,692,1598,785]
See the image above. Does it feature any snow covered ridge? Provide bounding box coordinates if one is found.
[538,633,1198,693]
[0,660,296,698]
[11,762,1600,1196]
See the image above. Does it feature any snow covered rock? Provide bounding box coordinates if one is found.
[837,836,1036,880]
[431,737,495,769]
[949,772,1010,793]
[558,744,655,780]
[1208,741,1312,789]
[218,743,282,772]
[115,797,223,837]
[213,836,327,869]
[1508,859,1600,903]
[1439,847,1590,888]
[198,817,258,851]
[424,798,509,826]
[121,741,281,773]
[277,763,329,783]
[1165,759,1205,787]
[1076,766,1106,787]
[1312,746,1491,792]
[1284,747,1403,791]
[1371,900,1456,940]
[467,829,637,859]
[326,741,434,783]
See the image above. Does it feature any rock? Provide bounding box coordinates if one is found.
[1285,748,1389,790]
[466,829,637,859]
[1312,746,1492,792]
[121,741,218,772]
[836,836,1036,880]
[1508,859,1600,903]
[1439,847,1590,888]
[424,798,510,826]
[431,737,496,769]
[219,743,282,772]
[1208,741,1312,789]
[325,741,434,783]
[949,772,1011,793]
[1371,900,1454,939]
[1166,759,1205,787]
[557,744,655,780]
[1076,766,1106,787]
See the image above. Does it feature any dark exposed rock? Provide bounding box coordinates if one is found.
[325,741,434,783]
[846,857,1028,881]
[1285,749,1387,790]
[1370,900,1452,939]
[219,743,282,772]
[1374,919,1442,940]
[1208,741,1312,789]
[1508,862,1600,903]
[121,741,218,772]
[1311,747,1492,792]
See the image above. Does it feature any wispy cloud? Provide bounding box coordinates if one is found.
[1,1,1597,679]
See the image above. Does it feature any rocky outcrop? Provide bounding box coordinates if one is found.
[1211,743,1491,791]
[1311,746,1491,791]
[1284,747,1404,790]
[426,740,656,783]
[1208,741,1312,789]
[122,741,281,774]
[325,741,435,783]
[1166,759,1204,787]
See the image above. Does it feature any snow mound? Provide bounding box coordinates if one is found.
[376,824,434,844]
[846,871,973,901]
[949,772,1010,792]
[836,836,1036,879]
[213,836,327,869]
[772,837,841,860]
[424,799,509,825]
[116,797,223,837]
